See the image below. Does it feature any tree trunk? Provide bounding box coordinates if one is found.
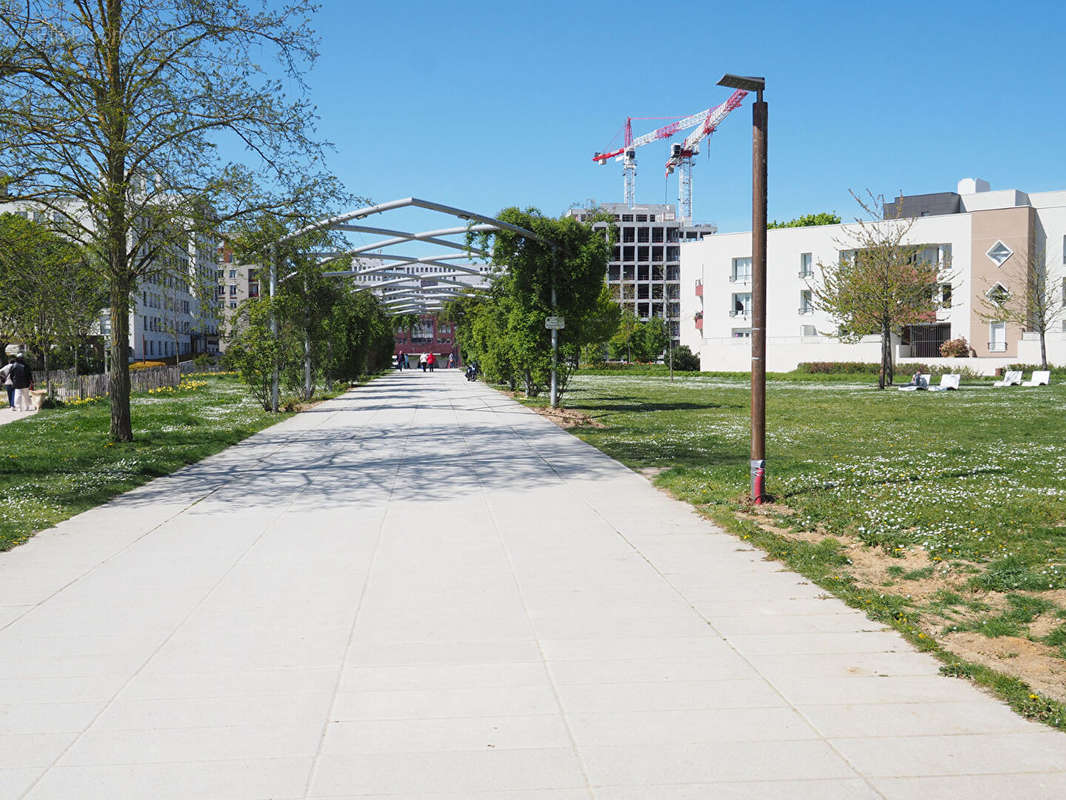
[109,274,133,441]
[878,322,891,390]
[1040,330,1048,370]
[42,347,50,399]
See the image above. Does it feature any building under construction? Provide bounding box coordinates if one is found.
[565,203,715,347]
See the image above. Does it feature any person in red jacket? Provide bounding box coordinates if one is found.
[426,352,436,372]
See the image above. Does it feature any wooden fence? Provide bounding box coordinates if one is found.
[40,365,181,401]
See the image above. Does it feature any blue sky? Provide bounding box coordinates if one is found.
[302,0,1065,234]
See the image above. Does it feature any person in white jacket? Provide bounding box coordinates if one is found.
[0,356,15,410]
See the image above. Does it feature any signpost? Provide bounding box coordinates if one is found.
[544,316,565,330]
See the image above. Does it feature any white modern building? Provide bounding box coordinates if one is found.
[681,179,1066,373]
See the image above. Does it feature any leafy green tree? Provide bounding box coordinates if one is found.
[811,193,948,389]
[768,212,842,229]
[634,316,669,362]
[0,212,106,393]
[221,296,284,411]
[457,208,614,402]
[0,0,339,440]
[609,309,641,362]
[672,344,701,371]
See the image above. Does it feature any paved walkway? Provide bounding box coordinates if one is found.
[1,370,1064,799]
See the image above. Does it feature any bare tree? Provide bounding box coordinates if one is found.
[977,244,1063,370]
[811,192,950,389]
[0,0,342,440]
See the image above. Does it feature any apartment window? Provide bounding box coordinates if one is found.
[989,321,1007,352]
[229,284,237,297]
[731,257,752,283]
[940,283,953,308]
[636,214,647,222]
[731,292,752,317]
[228,269,237,278]
[799,252,813,277]
[637,228,649,243]
[732,328,752,339]
[986,282,1009,307]
[621,214,633,222]
[799,289,813,314]
[1061,277,1066,307]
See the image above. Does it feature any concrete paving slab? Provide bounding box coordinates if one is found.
[1,370,1064,798]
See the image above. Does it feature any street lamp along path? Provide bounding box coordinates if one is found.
[718,74,768,504]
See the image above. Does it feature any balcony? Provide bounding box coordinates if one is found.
[988,341,1008,353]
[695,315,703,332]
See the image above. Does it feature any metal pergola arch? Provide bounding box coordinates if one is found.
[265,197,560,411]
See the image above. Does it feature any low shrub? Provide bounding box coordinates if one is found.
[796,362,883,375]
[129,360,166,371]
[1009,363,1066,378]
[671,345,700,372]
[940,337,971,357]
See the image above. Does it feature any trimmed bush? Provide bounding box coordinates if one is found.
[940,337,971,357]
[671,345,700,372]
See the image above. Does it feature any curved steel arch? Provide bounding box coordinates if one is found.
[265,197,547,412]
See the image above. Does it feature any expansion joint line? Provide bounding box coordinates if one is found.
[300,380,421,799]
[450,382,596,799]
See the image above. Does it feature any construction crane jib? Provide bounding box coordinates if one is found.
[592,89,748,217]
[664,89,747,222]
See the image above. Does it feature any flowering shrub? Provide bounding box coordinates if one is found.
[940,337,971,357]
[130,360,167,371]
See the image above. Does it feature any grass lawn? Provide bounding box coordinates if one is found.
[528,371,1066,729]
[0,373,293,551]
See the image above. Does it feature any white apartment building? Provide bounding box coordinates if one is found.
[681,179,1066,373]
[1,201,220,360]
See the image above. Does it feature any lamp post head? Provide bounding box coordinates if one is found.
[718,74,765,100]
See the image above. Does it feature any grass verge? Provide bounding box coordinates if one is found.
[520,371,1066,730]
[1,373,301,551]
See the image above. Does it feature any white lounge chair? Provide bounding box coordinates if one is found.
[898,373,931,391]
[1022,370,1051,387]
[928,374,961,392]
[993,370,1023,387]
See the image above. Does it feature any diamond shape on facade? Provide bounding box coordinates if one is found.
[986,240,1013,267]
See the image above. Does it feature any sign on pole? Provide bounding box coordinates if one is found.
[545,316,565,330]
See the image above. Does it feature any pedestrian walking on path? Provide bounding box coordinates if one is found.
[395,350,404,371]
[427,352,436,372]
[10,354,33,411]
[419,353,427,372]
[0,355,15,409]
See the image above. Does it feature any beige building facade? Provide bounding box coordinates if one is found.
[681,179,1066,374]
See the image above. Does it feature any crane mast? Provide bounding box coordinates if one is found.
[593,106,720,208]
[665,89,747,222]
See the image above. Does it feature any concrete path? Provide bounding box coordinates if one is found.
[1,370,1064,799]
